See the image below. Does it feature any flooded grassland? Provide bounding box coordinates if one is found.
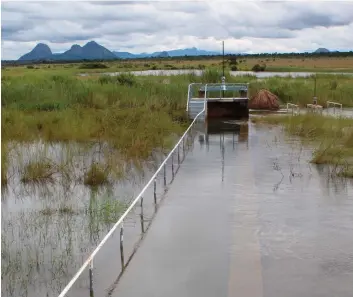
[2,69,353,296]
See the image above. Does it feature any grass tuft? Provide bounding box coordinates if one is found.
[84,163,110,186]
[21,161,57,183]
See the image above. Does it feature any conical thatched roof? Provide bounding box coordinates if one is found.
[249,89,280,110]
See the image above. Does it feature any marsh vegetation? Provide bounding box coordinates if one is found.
[2,63,353,296]
[252,114,353,178]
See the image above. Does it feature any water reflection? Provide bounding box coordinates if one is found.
[197,119,250,182]
[80,69,353,78]
[200,119,249,147]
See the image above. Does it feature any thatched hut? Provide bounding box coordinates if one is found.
[249,89,280,110]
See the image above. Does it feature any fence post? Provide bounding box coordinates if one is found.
[154,178,157,204]
[89,260,94,297]
[178,145,180,165]
[171,154,174,178]
[140,197,144,233]
[183,138,185,156]
[120,225,124,270]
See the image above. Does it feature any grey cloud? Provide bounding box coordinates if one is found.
[279,2,353,30]
[227,27,295,39]
[46,35,97,44]
[1,21,34,40]
[155,1,209,13]
[1,1,353,60]
[206,1,353,32]
[3,1,353,38]
[3,1,152,22]
[284,14,347,31]
[88,1,146,6]
[279,10,352,31]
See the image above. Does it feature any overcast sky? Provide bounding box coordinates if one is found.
[1,0,353,60]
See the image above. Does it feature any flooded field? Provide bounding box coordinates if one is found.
[252,107,353,119]
[81,69,353,78]
[108,119,353,297]
[2,118,353,297]
[1,138,195,297]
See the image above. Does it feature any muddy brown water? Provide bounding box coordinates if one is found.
[1,119,353,297]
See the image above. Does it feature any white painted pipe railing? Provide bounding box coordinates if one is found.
[186,82,249,111]
[58,103,206,297]
[327,101,343,113]
[186,83,203,112]
[306,103,323,114]
[286,103,299,115]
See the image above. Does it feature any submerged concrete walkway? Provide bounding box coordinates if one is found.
[112,132,264,297]
[112,125,353,297]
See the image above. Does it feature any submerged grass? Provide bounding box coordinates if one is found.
[1,142,8,185]
[252,114,353,177]
[40,206,77,216]
[84,163,110,186]
[21,160,57,183]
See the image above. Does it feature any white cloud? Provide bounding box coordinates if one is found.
[1,0,353,60]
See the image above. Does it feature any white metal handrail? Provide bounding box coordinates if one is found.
[186,83,203,112]
[327,101,343,112]
[58,99,206,297]
[306,103,323,114]
[201,82,249,86]
[286,103,299,115]
[186,83,249,111]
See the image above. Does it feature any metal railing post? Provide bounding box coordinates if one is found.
[171,154,174,178]
[182,138,185,156]
[140,197,144,233]
[120,225,124,270]
[287,103,299,115]
[177,145,180,165]
[153,178,157,204]
[89,260,94,297]
[186,83,192,112]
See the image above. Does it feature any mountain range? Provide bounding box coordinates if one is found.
[18,41,221,61]
[17,41,333,62]
[314,48,330,53]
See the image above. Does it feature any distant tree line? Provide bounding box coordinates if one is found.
[2,51,353,67]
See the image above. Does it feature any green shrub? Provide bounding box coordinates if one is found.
[79,63,109,69]
[116,73,136,86]
[252,64,266,72]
